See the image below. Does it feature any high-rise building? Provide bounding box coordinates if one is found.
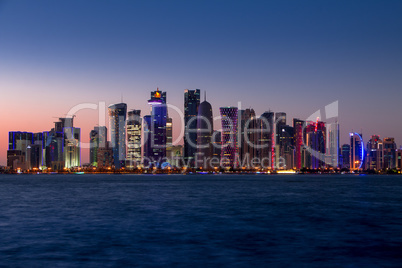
[31,132,43,169]
[212,130,221,168]
[293,119,305,170]
[383,137,396,169]
[396,147,402,170]
[108,103,127,169]
[277,125,294,169]
[305,121,326,169]
[220,107,238,168]
[97,141,113,169]
[326,122,340,168]
[196,94,213,169]
[166,117,173,164]
[238,109,256,168]
[143,115,152,167]
[341,144,351,169]
[366,135,383,170]
[8,131,33,169]
[274,112,286,166]
[350,132,364,170]
[126,110,142,169]
[90,126,107,167]
[144,89,167,167]
[258,111,274,169]
[64,127,81,168]
[184,89,200,167]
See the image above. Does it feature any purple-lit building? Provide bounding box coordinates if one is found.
[143,89,167,167]
[220,107,238,168]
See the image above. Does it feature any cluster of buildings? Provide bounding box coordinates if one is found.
[7,117,80,171]
[6,88,402,172]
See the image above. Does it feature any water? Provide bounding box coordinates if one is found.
[0,174,401,267]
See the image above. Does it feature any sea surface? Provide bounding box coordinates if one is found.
[0,174,401,267]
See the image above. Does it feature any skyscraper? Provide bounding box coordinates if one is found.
[108,103,127,169]
[220,107,238,169]
[341,144,351,169]
[126,110,142,169]
[383,137,396,169]
[366,135,383,170]
[305,121,326,169]
[90,126,107,167]
[238,108,256,168]
[293,119,305,170]
[350,132,364,170]
[274,112,286,166]
[166,117,173,164]
[144,88,167,167]
[196,94,213,168]
[326,122,340,168]
[258,111,275,169]
[64,127,81,168]
[212,130,221,168]
[277,125,294,169]
[184,89,200,167]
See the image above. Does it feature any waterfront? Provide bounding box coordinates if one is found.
[0,174,401,267]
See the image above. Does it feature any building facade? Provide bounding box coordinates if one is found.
[108,103,127,169]
[220,107,238,168]
[126,110,142,169]
[183,89,200,167]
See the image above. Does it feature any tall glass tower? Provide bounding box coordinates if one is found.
[108,103,127,169]
[144,89,167,167]
[126,110,142,169]
[184,89,200,166]
[196,93,213,168]
[90,126,107,167]
[220,107,238,169]
[350,132,364,170]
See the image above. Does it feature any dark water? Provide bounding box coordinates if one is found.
[0,174,402,267]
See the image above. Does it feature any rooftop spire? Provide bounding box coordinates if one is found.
[204,91,206,101]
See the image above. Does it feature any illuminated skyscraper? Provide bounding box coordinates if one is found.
[383,137,396,169]
[341,144,351,169]
[64,127,81,168]
[350,132,364,170]
[90,126,107,167]
[108,103,127,169]
[212,130,221,167]
[293,119,305,169]
[326,122,340,168]
[305,121,326,169]
[144,88,167,167]
[126,110,142,169]
[220,107,238,168]
[274,112,286,166]
[184,89,200,166]
[366,135,383,170]
[238,108,256,168]
[277,125,294,169]
[196,94,213,168]
[258,111,274,169]
[166,117,173,164]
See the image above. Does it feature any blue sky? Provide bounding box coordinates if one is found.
[1,0,402,164]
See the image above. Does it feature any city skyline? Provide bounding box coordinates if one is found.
[1,0,402,165]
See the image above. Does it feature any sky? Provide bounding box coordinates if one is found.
[1,0,402,165]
